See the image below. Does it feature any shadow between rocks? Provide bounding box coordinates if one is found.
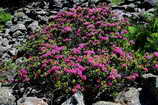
[139,84,157,105]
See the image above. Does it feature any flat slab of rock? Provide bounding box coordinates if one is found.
[93,101,121,105]
[0,85,16,105]
[17,97,48,105]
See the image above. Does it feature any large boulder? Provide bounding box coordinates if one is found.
[0,84,16,105]
[115,87,141,105]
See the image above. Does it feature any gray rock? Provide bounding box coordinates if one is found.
[89,0,103,4]
[8,48,18,56]
[62,91,85,105]
[37,15,49,24]
[0,46,6,57]
[73,0,87,4]
[10,24,27,33]
[28,21,40,33]
[0,32,4,36]
[36,10,48,16]
[12,30,24,37]
[92,101,121,105]
[0,86,16,105]
[1,38,9,47]
[147,8,156,13]
[17,97,48,105]
[49,0,63,8]
[144,0,158,6]
[115,87,141,105]
[17,18,33,26]
[5,21,13,28]
[13,12,29,24]
[23,8,31,15]
[126,3,136,12]
[1,53,11,61]
[5,29,10,36]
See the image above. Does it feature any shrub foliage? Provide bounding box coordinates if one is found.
[10,4,158,99]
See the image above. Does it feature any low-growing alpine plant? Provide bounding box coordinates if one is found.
[9,3,158,101]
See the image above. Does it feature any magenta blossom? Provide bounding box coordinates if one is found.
[113,47,125,57]
[143,68,149,71]
[154,52,158,57]
[154,64,158,69]
[63,26,72,32]
[48,66,61,73]
[126,73,139,80]
[99,36,109,40]
[72,48,81,54]
[84,50,95,55]
[19,69,30,82]
[108,69,121,80]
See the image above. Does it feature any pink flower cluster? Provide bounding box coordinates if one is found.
[16,4,155,94]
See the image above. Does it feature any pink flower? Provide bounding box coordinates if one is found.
[72,84,81,93]
[144,55,153,59]
[19,69,28,77]
[84,50,95,55]
[108,69,121,80]
[86,24,95,29]
[63,26,72,32]
[107,82,112,86]
[113,47,125,57]
[72,88,77,93]
[48,66,61,73]
[99,36,109,40]
[121,64,127,68]
[143,68,149,71]
[154,52,158,57]
[87,57,95,64]
[42,51,52,57]
[126,73,139,80]
[80,75,87,80]
[72,48,81,54]
[79,43,87,48]
[154,64,158,69]
[83,22,91,26]
[63,38,72,42]
[54,55,64,59]
[19,69,30,82]
[76,57,83,62]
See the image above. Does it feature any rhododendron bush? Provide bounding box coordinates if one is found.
[14,4,157,97]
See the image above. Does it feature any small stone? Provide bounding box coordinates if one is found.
[10,24,27,33]
[12,30,24,37]
[37,15,49,24]
[126,3,136,12]
[5,21,13,28]
[28,21,40,33]
[8,48,18,56]
[62,91,85,105]
[36,10,48,16]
